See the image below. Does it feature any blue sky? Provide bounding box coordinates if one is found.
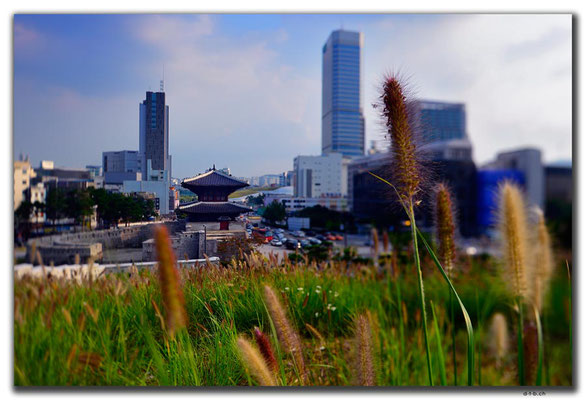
[13,14,572,178]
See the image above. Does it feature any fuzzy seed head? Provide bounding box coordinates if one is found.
[371,228,380,256]
[237,336,277,386]
[254,327,278,374]
[381,76,420,202]
[382,231,390,253]
[263,285,306,383]
[498,182,530,302]
[435,184,457,277]
[531,210,554,312]
[155,226,187,337]
[489,313,509,364]
[353,313,375,386]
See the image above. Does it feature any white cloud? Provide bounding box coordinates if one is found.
[363,14,572,165]
[129,15,320,177]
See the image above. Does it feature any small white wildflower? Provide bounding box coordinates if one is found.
[297,287,304,291]
[315,289,321,294]
[285,287,290,291]
[319,346,326,351]
[315,312,320,317]
[316,285,322,289]
[327,303,332,309]
[334,291,339,297]
[331,307,336,311]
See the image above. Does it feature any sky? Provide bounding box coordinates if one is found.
[13,14,572,179]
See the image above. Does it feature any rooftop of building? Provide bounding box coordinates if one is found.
[177,201,252,214]
[182,167,249,188]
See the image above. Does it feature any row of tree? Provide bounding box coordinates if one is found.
[15,187,156,239]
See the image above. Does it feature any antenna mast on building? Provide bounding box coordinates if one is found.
[160,64,165,92]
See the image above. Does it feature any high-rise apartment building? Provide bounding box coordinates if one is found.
[322,29,365,157]
[139,91,171,182]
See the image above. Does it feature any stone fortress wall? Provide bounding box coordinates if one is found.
[26,221,187,265]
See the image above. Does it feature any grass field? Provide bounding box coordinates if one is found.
[13,247,572,386]
[228,186,280,199]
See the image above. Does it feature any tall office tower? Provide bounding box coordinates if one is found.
[139,90,171,182]
[322,29,365,157]
[414,100,467,143]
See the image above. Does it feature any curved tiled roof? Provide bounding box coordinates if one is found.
[182,169,248,188]
[177,201,252,214]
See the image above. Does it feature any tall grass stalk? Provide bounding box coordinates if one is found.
[378,75,433,386]
[435,183,457,385]
[532,305,544,385]
[408,201,434,386]
[368,171,474,386]
[497,182,530,385]
[417,230,475,386]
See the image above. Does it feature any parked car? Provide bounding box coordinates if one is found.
[316,234,326,241]
[334,234,343,241]
[300,239,311,248]
[304,230,316,237]
[296,231,306,238]
[308,237,322,245]
[270,239,283,247]
[325,234,336,241]
[285,239,299,250]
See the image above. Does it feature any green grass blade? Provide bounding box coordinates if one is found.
[517,299,525,386]
[431,301,447,385]
[416,229,475,386]
[533,304,544,386]
[409,208,434,386]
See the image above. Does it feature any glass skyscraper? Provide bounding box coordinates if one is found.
[139,91,171,182]
[415,100,467,143]
[322,30,365,157]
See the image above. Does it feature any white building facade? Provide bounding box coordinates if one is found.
[293,153,345,198]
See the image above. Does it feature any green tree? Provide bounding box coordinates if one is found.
[262,200,286,224]
[45,188,67,227]
[246,193,265,207]
[15,200,33,239]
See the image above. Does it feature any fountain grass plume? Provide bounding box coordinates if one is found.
[489,313,509,366]
[532,209,554,312]
[237,336,277,386]
[254,327,278,374]
[380,75,421,203]
[353,313,376,386]
[498,182,530,303]
[371,228,380,258]
[498,182,531,385]
[378,73,433,385]
[154,226,187,338]
[435,183,457,277]
[382,231,390,253]
[263,285,306,383]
